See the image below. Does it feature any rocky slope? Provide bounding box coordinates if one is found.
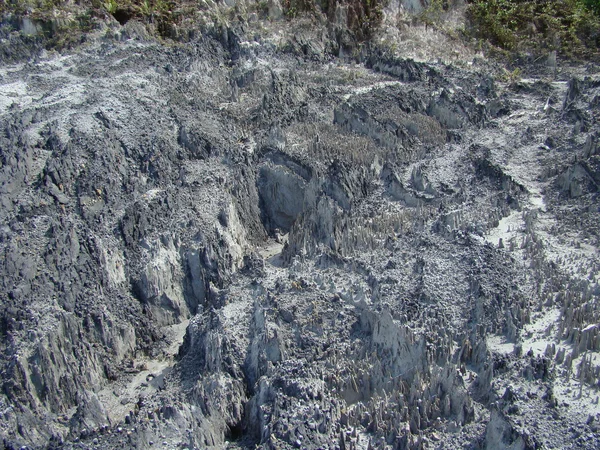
[0,3,599,449]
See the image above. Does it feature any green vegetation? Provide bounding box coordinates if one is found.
[0,0,185,44]
[417,0,446,27]
[281,0,385,40]
[2,0,600,60]
[582,0,600,15]
[0,0,385,47]
[466,0,600,59]
[103,0,118,15]
[499,66,522,83]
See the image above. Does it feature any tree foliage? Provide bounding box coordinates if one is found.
[466,0,600,58]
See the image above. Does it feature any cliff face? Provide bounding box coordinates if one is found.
[0,7,599,450]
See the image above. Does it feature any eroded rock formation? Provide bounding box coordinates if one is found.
[0,5,599,450]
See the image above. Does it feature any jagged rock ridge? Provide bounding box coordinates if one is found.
[0,9,599,450]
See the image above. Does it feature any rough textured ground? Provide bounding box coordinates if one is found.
[0,3,599,450]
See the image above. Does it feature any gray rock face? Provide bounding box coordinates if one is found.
[0,13,599,450]
[258,162,308,233]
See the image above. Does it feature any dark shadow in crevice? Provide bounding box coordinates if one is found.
[112,10,134,26]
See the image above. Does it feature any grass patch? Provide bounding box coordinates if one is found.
[466,0,600,59]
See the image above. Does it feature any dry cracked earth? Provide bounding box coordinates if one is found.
[0,8,599,450]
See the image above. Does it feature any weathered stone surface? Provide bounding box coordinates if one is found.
[0,8,599,450]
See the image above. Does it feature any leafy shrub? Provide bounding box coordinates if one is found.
[582,0,600,14]
[466,0,600,58]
